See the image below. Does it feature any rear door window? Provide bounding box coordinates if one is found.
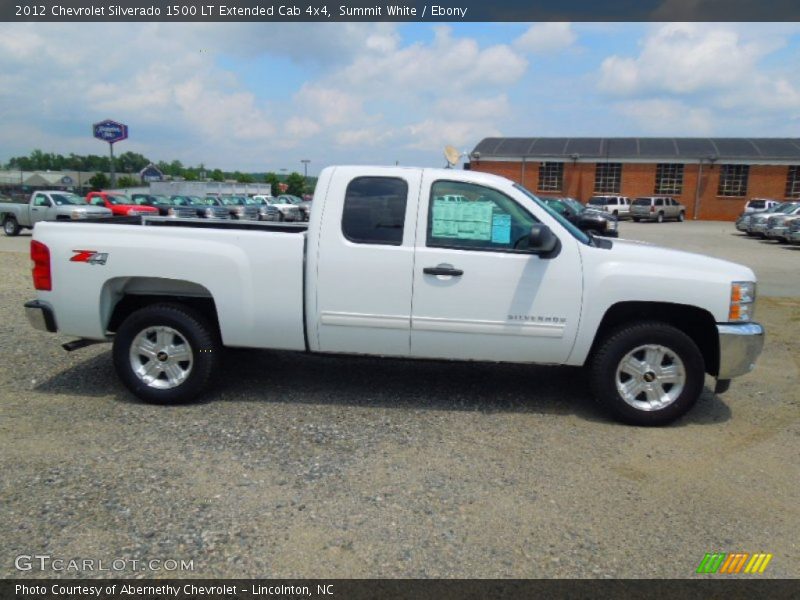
[341,177,408,246]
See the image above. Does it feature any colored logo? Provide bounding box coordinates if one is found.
[697,552,773,574]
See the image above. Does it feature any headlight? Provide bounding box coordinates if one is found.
[127,209,142,216]
[729,281,756,321]
[605,220,617,230]
[235,207,246,215]
[70,209,87,220]
[205,208,214,217]
[167,208,177,217]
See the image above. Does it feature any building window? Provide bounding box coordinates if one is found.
[538,162,564,192]
[594,163,622,193]
[717,165,749,197]
[786,166,800,199]
[655,163,684,194]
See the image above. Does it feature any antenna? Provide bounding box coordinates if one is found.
[444,145,461,169]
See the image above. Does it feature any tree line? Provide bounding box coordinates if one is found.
[4,149,314,195]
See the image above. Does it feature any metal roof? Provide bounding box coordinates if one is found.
[472,138,800,162]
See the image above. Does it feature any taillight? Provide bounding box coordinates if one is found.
[650,205,655,213]
[31,240,51,291]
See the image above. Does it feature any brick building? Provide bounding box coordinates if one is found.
[468,138,800,221]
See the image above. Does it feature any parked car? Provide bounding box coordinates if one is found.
[586,195,631,219]
[787,218,800,245]
[742,202,792,236]
[540,197,618,238]
[25,165,763,426]
[1,190,112,236]
[262,195,302,221]
[86,191,159,217]
[280,194,312,221]
[630,197,686,222]
[747,202,799,238]
[170,196,230,220]
[246,196,282,221]
[764,204,800,242]
[130,194,197,219]
[204,195,259,220]
[744,198,780,213]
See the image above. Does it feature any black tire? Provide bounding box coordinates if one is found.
[3,216,21,236]
[678,211,685,222]
[278,212,285,222]
[612,210,619,216]
[112,303,220,404]
[656,212,664,223]
[633,217,641,223]
[589,321,705,426]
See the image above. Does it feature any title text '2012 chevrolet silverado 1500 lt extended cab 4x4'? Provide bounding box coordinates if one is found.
[24,167,764,425]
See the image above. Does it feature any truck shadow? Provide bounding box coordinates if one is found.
[34,348,731,426]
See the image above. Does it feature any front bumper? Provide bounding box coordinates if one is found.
[766,226,788,240]
[788,230,800,243]
[750,222,768,235]
[25,300,57,333]
[717,322,764,379]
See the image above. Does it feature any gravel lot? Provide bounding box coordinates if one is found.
[0,222,798,579]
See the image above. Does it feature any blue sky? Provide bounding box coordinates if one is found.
[1,22,799,174]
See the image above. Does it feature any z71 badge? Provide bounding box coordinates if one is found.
[70,250,109,265]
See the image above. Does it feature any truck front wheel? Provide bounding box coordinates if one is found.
[589,321,705,426]
[112,303,220,404]
[3,216,21,236]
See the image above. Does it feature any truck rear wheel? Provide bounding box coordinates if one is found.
[589,321,705,426]
[3,216,20,236]
[112,303,219,404]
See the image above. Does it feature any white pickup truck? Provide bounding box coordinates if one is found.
[24,166,764,425]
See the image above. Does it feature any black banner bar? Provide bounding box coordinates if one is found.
[2,579,799,600]
[3,0,800,22]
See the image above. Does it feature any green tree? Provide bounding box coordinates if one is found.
[238,173,255,184]
[285,172,306,196]
[210,169,225,182]
[264,172,280,195]
[89,172,110,189]
[116,175,138,188]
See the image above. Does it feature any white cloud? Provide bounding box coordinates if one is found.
[284,117,322,140]
[515,23,576,54]
[614,99,713,134]
[599,23,771,95]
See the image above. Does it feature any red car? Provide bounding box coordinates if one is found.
[85,191,159,217]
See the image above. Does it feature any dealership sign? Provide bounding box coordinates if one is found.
[93,119,128,144]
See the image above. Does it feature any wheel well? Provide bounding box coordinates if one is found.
[108,295,220,335]
[590,301,719,376]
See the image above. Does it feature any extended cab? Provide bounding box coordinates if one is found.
[24,167,764,425]
[1,190,112,236]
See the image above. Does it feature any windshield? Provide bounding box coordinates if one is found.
[514,184,592,246]
[776,203,800,214]
[222,196,246,206]
[563,199,586,213]
[106,194,131,205]
[51,193,83,206]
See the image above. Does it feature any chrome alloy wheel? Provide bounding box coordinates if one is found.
[615,344,685,411]
[129,326,194,389]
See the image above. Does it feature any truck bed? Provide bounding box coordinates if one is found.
[77,215,310,233]
[33,218,309,351]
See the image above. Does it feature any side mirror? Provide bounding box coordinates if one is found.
[528,224,558,254]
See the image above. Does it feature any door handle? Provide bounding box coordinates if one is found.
[423,266,463,277]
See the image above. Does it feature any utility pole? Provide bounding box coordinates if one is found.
[301,159,310,178]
